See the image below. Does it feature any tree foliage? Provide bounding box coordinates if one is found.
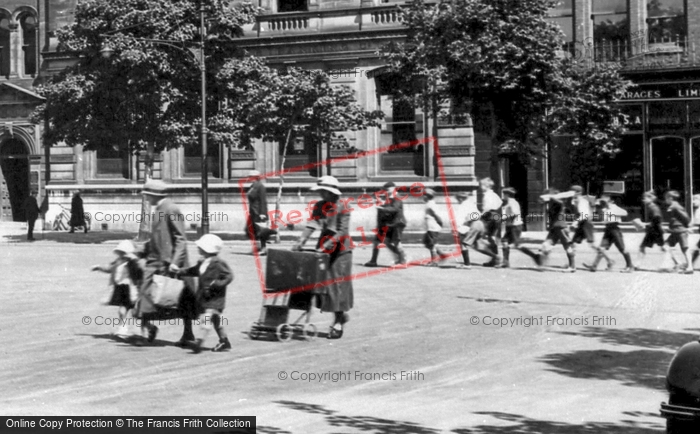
[384,0,632,187]
[213,63,384,152]
[32,0,261,156]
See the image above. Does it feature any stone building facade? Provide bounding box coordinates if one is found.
[2,0,698,232]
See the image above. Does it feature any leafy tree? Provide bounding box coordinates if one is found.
[32,0,260,238]
[384,0,631,192]
[543,60,633,190]
[215,63,384,240]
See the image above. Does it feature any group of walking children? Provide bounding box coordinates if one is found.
[407,178,699,273]
[92,234,234,353]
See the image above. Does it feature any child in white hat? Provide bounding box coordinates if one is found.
[92,240,141,338]
[171,234,234,353]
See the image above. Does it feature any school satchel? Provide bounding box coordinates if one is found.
[149,274,185,309]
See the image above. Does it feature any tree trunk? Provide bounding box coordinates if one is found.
[489,101,502,191]
[273,128,294,243]
[136,142,154,242]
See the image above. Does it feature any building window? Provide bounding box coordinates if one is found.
[648,101,686,130]
[592,0,629,43]
[647,0,686,44]
[96,145,129,179]
[377,95,425,173]
[602,135,644,219]
[279,134,319,177]
[19,14,37,76]
[278,0,307,13]
[184,142,221,178]
[547,0,574,47]
[0,16,10,79]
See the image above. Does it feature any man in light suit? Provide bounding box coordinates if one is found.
[136,180,196,347]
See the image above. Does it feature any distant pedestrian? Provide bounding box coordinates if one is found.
[455,191,478,269]
[663,190,692,274]
[569,185,599,258]
[91,240,142,338]
[499,187,523,268]
[172,234,233,353]
[24,191,39,241]
[458,190,500,267]
[422,188,445,266]
[69,191,88,233]
[364,182,407,267]
[479,178,502,267]
[583,195,634,273]
[691,194,700,269]
[246,170,274,256]
[635,191,668,270]
[529,188,576,272]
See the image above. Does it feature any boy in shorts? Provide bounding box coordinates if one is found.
[569,186,595,244]
[530,188,576,272]
[499,187,523,268]
[583,195,633,273]
[691,194,700,269]
[479,178,503,267]
[422,188,446,266]
[636,191,668,270]
[663,190,692,274]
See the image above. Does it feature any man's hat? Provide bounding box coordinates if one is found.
[570,185,583,193]
[382,181,396,189]
[456,192,469,199]
[502,187,516,196]
[196,234,223,254]
[311,176,341,196]
[142,179,168,197]
[113,240,136,255]
[424,188,436,198]
[248,170,262,178]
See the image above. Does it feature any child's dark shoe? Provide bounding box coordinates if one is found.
[212,338,232,352]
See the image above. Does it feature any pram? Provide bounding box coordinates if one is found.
[249,249,329,342]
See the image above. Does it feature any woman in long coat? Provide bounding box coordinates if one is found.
[293,176,353,339]
[69,191,87,233]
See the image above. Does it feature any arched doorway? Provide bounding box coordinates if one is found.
[0,138,30,221]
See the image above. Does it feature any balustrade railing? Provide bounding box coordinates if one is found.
[566,33,698,70]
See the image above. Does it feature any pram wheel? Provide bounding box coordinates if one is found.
[276,324,293,342]
[302,323,318,341]
[249,322,263,340]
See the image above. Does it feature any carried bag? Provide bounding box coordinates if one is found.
[149,274,185,309]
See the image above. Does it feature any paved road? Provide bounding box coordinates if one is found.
[1,235,698,433]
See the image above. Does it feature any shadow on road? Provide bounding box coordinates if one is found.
[451,411,664,433]
[273,402,664,433]
[556,327,699,352]
[3,231,139,244]
[274,400,441,434]
[538,327,700,390]
[540,349,672,390]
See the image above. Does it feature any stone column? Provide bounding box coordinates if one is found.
[8,22,19,78]
[688,0,700,63]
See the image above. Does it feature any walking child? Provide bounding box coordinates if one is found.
[529,188,576,272]
[455,191,478,269]
[569,185,599,257]
[691,194,700,269]
[365,182,407,267]
[479,178,503,267]
[583,195,634,273]
[636,191,669,270]
[91,240,142,338]
[171,234,234,353]
[663,190,693,274]
[499,188,523,268]
[422,188,446,266]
